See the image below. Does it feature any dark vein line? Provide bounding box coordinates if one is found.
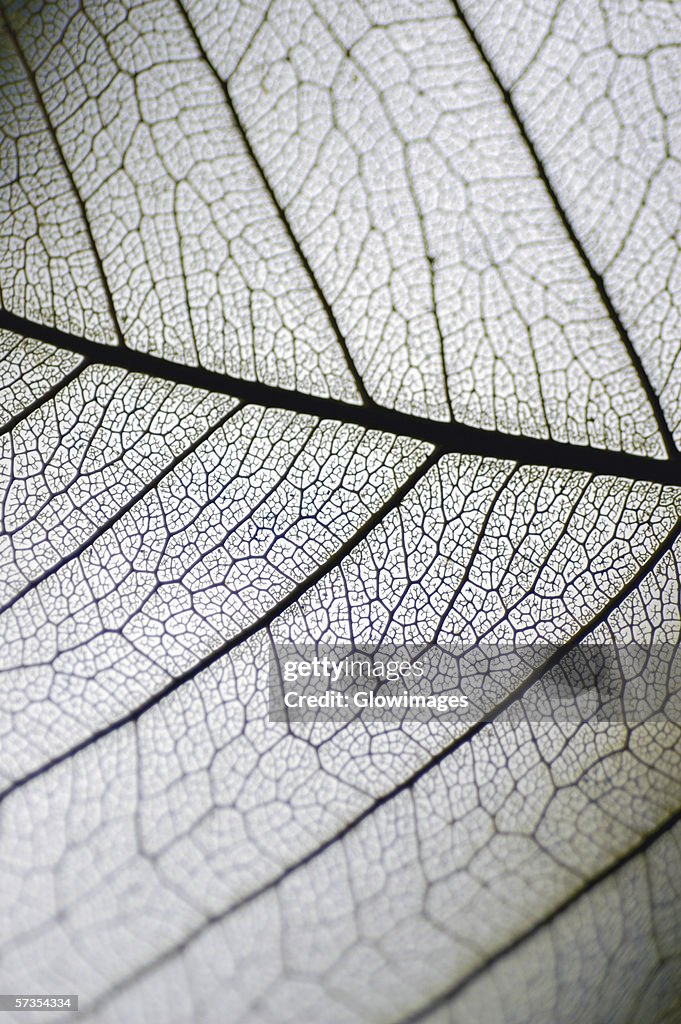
[0,400,243,618]
[432,462,520,639]
[172,0,371,406]
[0,449,441,804]
[0,358,87,436]
[2,310,680,486]
[60,518,681,1017]
[2,6,678,1011]
[319,15,454,419]
[1,11,127,348]
[396,807,681,1024]
[448,0,678,458]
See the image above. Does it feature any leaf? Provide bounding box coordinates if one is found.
[0,1,680,1022]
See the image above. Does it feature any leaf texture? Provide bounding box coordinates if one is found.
[0,1,680,1022]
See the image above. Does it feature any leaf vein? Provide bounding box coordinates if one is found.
[77,516,681,1017]
[449,0,678,457]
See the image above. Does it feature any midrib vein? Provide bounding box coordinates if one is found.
[2,310,680,487]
